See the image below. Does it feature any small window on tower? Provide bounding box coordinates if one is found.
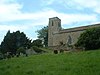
[58,22,60,27]
[52,21,53,26]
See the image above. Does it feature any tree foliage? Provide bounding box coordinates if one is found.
[17,47,26,54]
[76,27,100,50]
[36,26,48,47]
[31,39,43,47]
[31,46,45,53]
[0,30,31,54]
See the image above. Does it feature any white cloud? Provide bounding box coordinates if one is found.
[0,0,99,28]
[0,8,97,26]
[72,0,98,8]
[40,0,100,14]
[35,10,97,25]
[18,10,97,26]
[41,0,55,6]
[59,14,97,25]
[0,24,29,31]
[0,0,98,25]
[0,0,22,22]
[95,8,100,13]
[80,0,100,13]
[0,0,100,43]
[0,0,22,14]
[62,0,100,13]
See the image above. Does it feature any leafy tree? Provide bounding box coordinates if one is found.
[17,47,26,54]
[0,30,31,55]
[36,26,48,47]
[75,27,100,50]
[0,30,12,54]
[31,39,43,47]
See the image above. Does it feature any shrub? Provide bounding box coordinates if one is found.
[17,47,26,54]
[0,53,3,60]
[60,50,64,53]
[75,27,100,50]
[31,39,43,47]
[54,50,58,54]
[31,46,45,53]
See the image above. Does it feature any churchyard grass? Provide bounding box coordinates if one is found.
[0,49,100,75]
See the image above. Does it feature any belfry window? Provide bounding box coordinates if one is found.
[52,21,53,26]
[58,22,60,27]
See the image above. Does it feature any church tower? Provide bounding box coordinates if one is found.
[48,17,61,47]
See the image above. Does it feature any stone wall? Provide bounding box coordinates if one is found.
[48,17,100,50]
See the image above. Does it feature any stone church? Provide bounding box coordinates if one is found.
[48,17,100,50]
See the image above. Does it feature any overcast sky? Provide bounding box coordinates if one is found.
[0,0,100,43]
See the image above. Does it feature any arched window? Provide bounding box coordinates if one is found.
[67,35,72,45]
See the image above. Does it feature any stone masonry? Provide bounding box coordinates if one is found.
[48,17,100,50]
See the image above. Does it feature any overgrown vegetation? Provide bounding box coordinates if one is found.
[0,30,46,59]
[31,39,43,47]
[31,46,46,53]
[76,27,100,50]
[0,50,100,75]
[0,30,31,55]
[36,26,48,47]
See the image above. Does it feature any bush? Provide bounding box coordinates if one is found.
[31,46,45,53]
[31,39,43,47]
[17,47,26,54]
[54,50,58,54]
[75,27,100,50]
[0,53,3,60]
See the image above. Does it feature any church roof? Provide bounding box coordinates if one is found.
[60,23,100,33]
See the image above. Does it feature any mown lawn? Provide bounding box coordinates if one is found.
[0,50,100,75]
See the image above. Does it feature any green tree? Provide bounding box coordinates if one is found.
[0,30,12,54]
[75,27,100,50]
[17,47,26,54]
[31,39,43,47]
[36,26,48,47]
[0,30,31,55]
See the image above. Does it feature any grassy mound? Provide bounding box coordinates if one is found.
[0,50,100,75]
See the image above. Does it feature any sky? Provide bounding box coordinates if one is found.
[0,0,100,43]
